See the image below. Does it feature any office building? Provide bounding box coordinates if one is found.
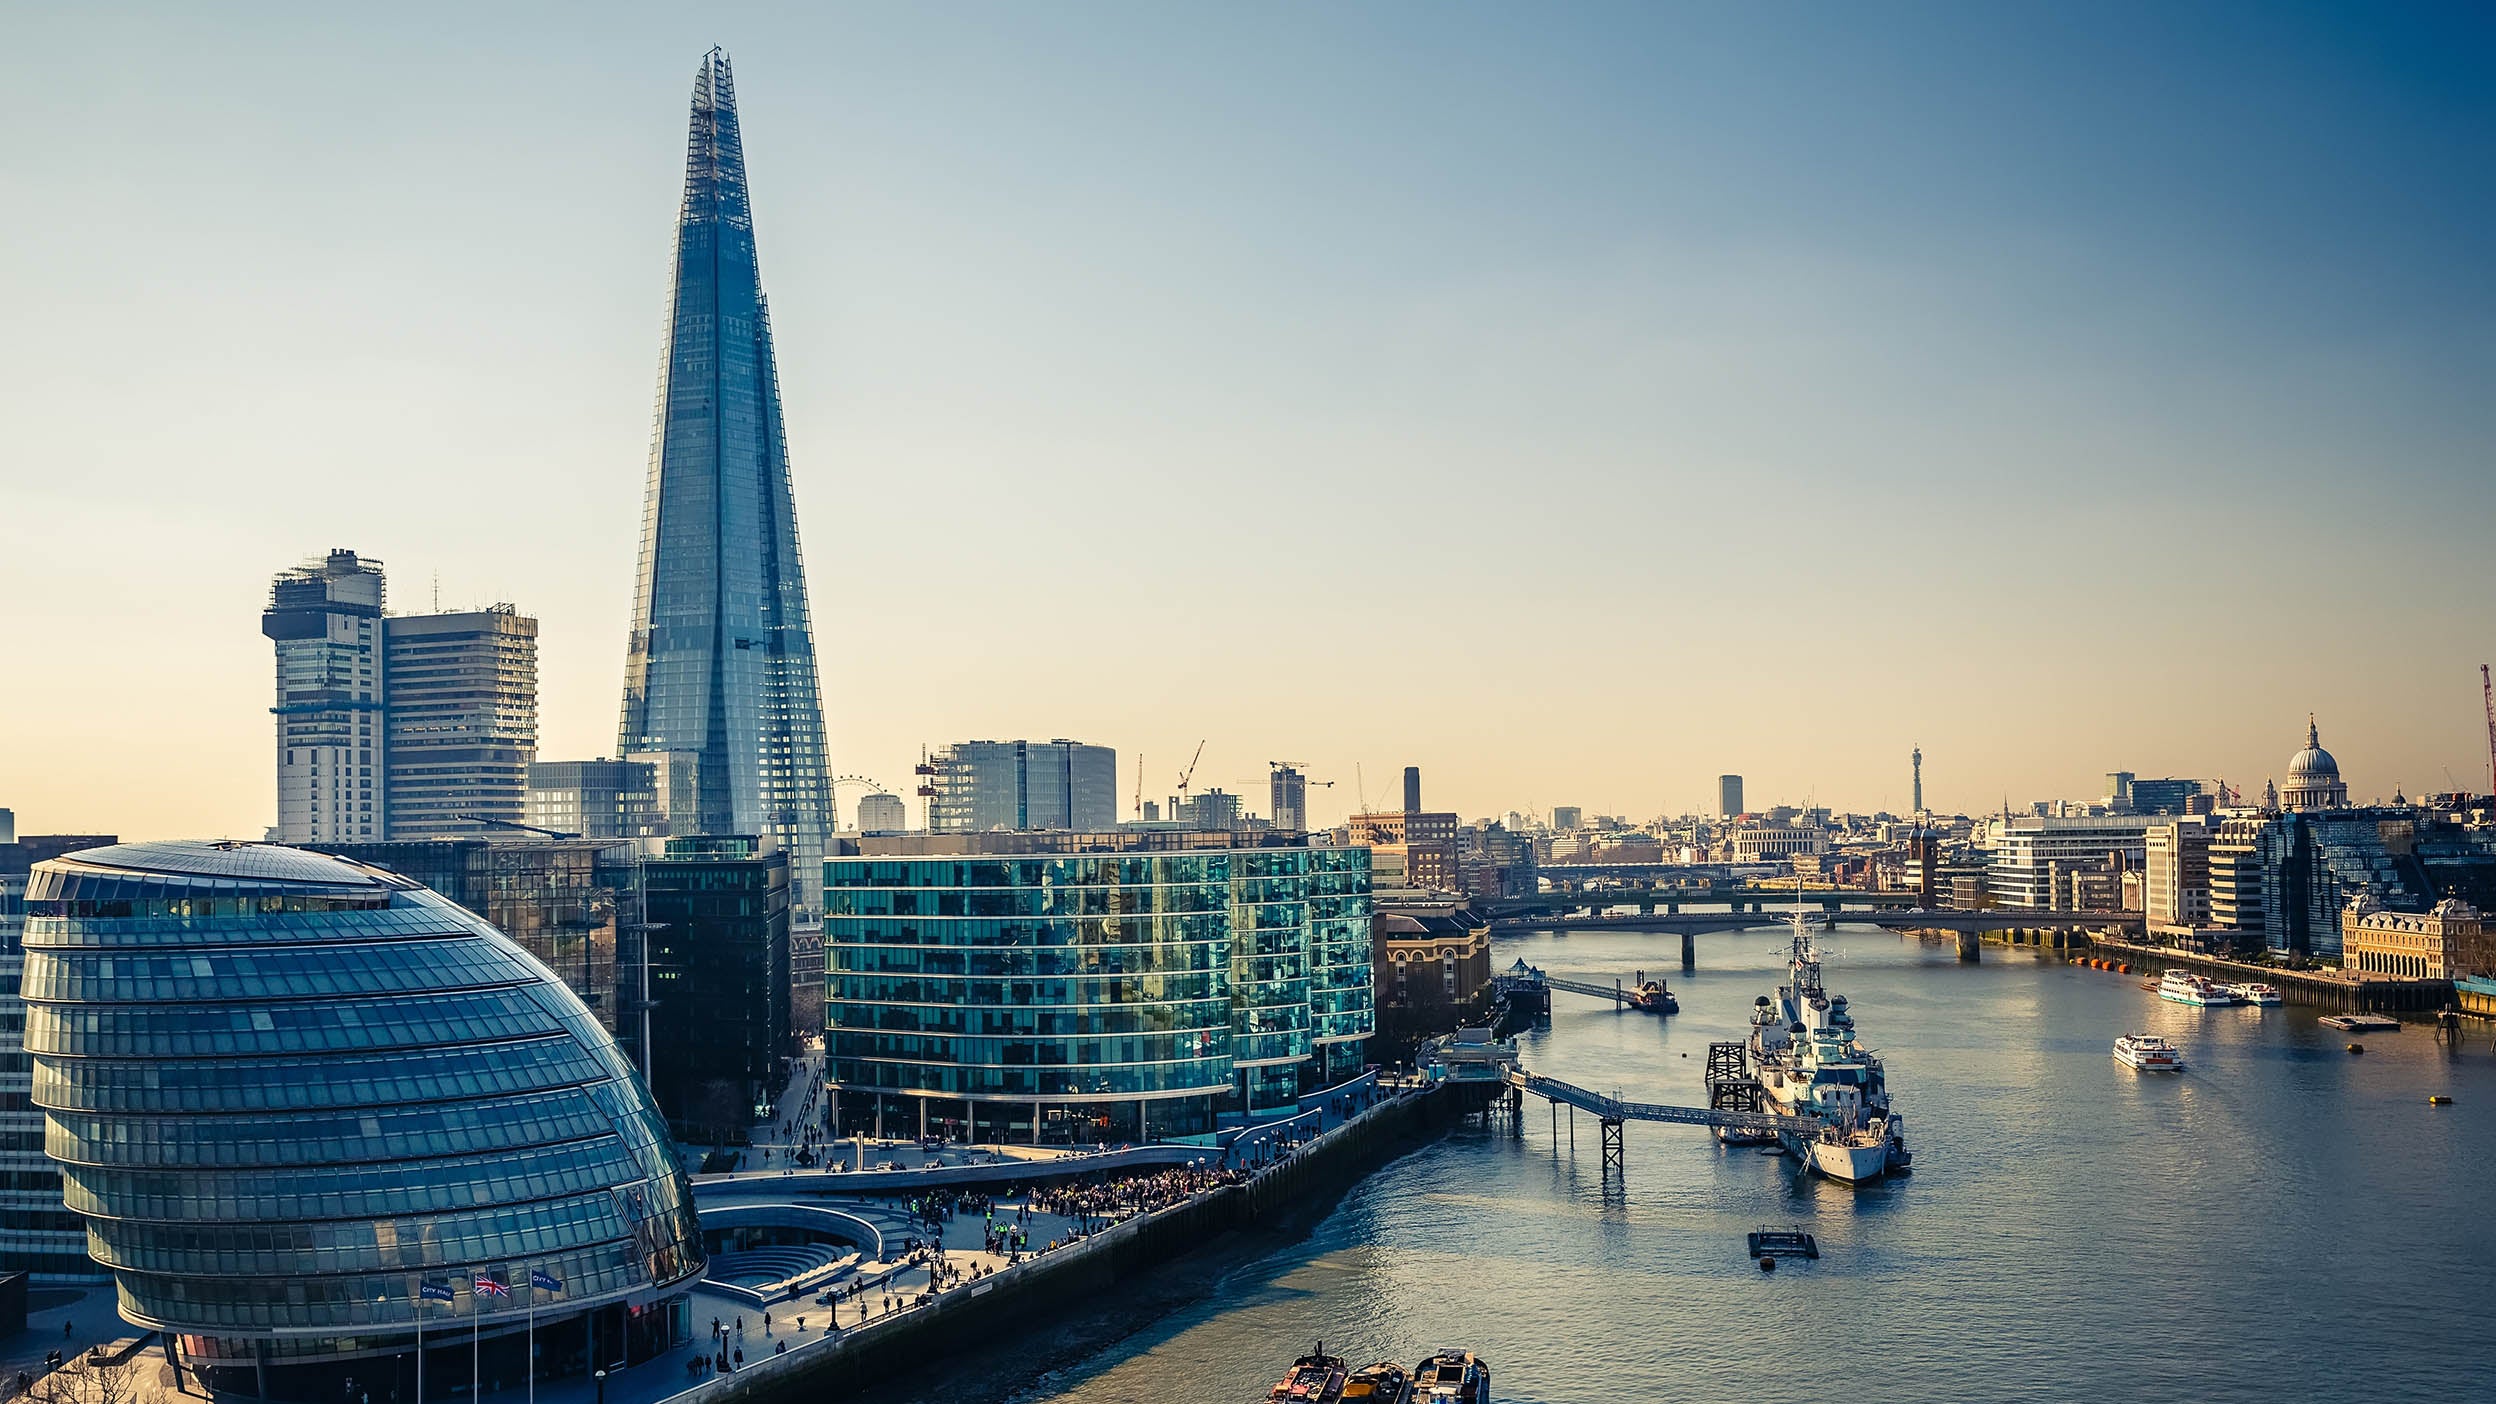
[1986,816,2156,910]
[1402,767,1423,815]
[1719,775,1745,818]
[527,759,664,840]
[306,839,627,1036]
[1550,806,1583,832]
[2207,816,2272,941]
[1270,765,1309,832]
[0,830,117,1282]
[2105,772,2135,812]
[617,49,836,920]
[1729,822,1828,863]
[824,831,1373,1136]
[2145,816,2213,934]
[639,836,792,1140]
[2129,778,2204,815]
[264,551,541,844]
[854,792,908,832]
[1350,810,1461,892]
[262,550,388,843]
[922,740,1119,833]
[383,607,538,839]
[1176,788,1244,832]
[21,841,701,1401]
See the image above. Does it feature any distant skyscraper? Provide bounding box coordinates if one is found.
[263,552,540,843]
[924,740,1118,832]
[854,792,908,832]
[384,607,537,838]
[1551,805,1583,831]
[1271,765,1308,831]
[263,550,387,843]
[618,48,834,917]
[1912,748,1923,814]
[1402,766,1423,815]
[1719,774,1745,818]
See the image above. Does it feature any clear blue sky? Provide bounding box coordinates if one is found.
[4,2,2491,836]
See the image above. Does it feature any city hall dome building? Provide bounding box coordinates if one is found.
[20,841,702,1400]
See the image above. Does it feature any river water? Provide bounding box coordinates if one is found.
[995,926,2494,1404]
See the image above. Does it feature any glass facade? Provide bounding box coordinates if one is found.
[616,48,834,921]
[22,841,701,1401]
[824,839,1374,1134]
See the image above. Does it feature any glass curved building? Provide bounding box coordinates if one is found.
[21,841,702,1401]
[825,836,1374,1139]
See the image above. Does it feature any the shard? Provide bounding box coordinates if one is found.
[620,48,833,917]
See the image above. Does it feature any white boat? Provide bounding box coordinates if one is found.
[2226,982,2282,1006]
[2113,1033,2184,1071]
[2158,970,2237,1006]
[1745,884,1907,1185]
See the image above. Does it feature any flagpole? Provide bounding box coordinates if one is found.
[416,1294,425,1404]
[526,1264,535,1404]
[471,1274,479,1404]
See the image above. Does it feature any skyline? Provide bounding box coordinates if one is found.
[4,3,2494,837]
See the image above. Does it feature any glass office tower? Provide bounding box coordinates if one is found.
[21,842,701,1401]
[824,834,1375,1138]
[618,48,834,919]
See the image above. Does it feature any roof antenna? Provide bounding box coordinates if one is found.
[432,571,440,613]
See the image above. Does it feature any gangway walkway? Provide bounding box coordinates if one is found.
[1501,1066,1821,1171]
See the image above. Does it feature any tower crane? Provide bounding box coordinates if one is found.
[1134,753,1144,820]
[2482,664,2495,796]
[1175,741,1207,808]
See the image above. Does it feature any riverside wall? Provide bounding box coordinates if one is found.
[691,1084,1462,1404]
[2080,938,2452,1013]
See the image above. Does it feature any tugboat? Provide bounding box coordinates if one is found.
[1270,1346,1349,1402]
[1411,1351,1490,1404]
[1341,1362,1411,1403]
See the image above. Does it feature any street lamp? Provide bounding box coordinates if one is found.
[593,1370,607,1404]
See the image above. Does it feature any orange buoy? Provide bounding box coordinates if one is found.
[2117,964,2130,975]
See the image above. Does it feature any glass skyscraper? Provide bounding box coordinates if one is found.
[618,48,834,918]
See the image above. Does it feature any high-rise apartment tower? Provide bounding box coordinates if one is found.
[618,49,835,917]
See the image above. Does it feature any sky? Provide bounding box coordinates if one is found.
[2,2,2492,839]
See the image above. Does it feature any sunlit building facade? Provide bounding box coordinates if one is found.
[823,834,1372,1140]
[21,841,700,1401]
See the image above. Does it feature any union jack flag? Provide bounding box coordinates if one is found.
[473,1273,510,1299]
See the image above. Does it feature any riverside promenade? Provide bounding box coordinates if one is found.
[20,1074,1443,1404]
[2082,937,2454,1013]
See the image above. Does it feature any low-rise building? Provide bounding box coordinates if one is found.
[2342,896,2481,979]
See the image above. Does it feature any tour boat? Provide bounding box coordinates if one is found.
[2226,982,2282,1006]
[2157,971,2236,1006]
[1270,1347,1348,1403]
[2113,1033,2184,1071]
[1340,1362,1411,1404]
[1411,1351,1490,1404]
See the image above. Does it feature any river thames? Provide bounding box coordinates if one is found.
[968,925,2494,1404]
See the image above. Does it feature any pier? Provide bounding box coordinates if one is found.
[1496,1060,1818,1174]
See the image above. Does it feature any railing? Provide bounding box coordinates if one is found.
[1502,1069,1819,1134]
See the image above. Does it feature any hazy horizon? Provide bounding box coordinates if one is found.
[4,3,2491,840]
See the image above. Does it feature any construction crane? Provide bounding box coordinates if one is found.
[1175,740,1207,809]
[1134,753,1144,820]
[2482,664,2495,795]
[456,814,580,840]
